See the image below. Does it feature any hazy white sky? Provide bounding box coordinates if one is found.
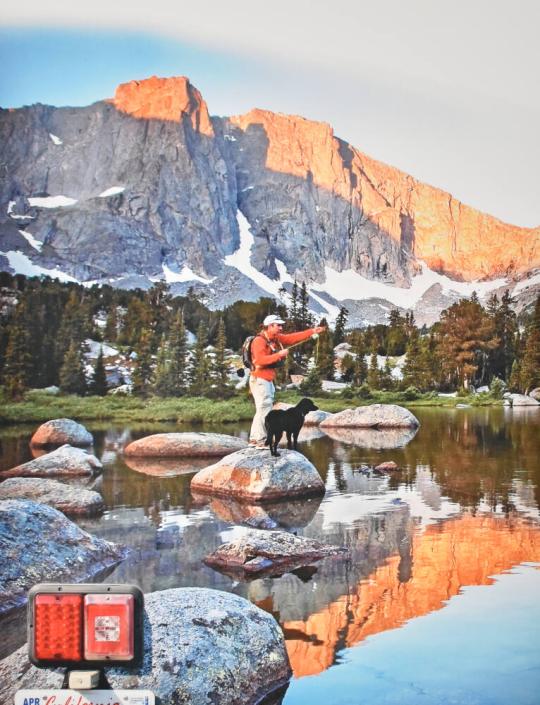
[2,0,539,227]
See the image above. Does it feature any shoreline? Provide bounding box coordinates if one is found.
[0,389,504,426]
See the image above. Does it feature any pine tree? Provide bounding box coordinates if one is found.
[132,329,154,396]
[333,306,349,346]
[189,321,210,396]
[314,321,334,380]
[90,347,108,396]
[59,340,87,395]
[168,310,188,396]
[367,343,381,390]
[3,299,33,398]
[211,317,231,397]
[401,328,432,391]
[289,280,299,328]
[520,295,540,393]
[153,335,172,397]
[299,364,322,395]
[380,357,395,390]
[487,290,517,381]
[352,332,368,387]
[147,282,172,350]
[437,298,498,389]
[299,282,311,328]
[386,309,408,355]
[104,305,118,342]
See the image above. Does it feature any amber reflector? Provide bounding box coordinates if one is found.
[34,594,83,661]
[84,594,135,660]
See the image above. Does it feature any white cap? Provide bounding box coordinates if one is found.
[263,314,285,326]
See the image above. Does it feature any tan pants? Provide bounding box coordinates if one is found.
[249,376,275,443]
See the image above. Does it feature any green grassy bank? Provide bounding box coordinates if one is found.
[0,388,503,426]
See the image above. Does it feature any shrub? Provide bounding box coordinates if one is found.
[340,386,355,399]
[489,377,506,399]
[402,386,420,401]
[358,383,372,399]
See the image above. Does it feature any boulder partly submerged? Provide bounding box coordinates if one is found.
[191,447,325,501]
[0,500,125,616]
[320,403,420,428]
[508,393,540,407]
[205,529,349,579]
[124,432,248,457]
[0,478,103,516]
[30,418,93,447]
[0,444,102,479]
[0,588,291,705]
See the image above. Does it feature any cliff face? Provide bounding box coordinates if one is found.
[226,108,538,282]
[0,75,538,320]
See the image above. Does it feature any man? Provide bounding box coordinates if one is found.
[249,314,326,447]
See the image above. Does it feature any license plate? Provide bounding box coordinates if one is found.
[15,690,155,705]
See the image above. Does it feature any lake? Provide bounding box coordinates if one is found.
[1,407,539,704]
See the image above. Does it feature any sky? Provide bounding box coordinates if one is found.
[1,0,539,228]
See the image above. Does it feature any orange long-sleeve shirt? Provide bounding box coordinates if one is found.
[251,328,318,381]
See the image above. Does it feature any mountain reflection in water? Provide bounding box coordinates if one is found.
[271,513,540,677]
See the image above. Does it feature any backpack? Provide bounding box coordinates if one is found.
[241,335,260,370]
[241,334,284,371]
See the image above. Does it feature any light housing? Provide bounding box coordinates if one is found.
[28,583,144,668]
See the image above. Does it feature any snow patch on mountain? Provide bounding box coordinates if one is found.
[28,195,77,208]
[225,210,293,296]
[161,263,215,284]
[98,186,125,198]
[322,261,508,309]
[1,250,78,282]
[7,201,33,220]
[513,271,540,295]
[49,133,63,145]
[18,230,42,252]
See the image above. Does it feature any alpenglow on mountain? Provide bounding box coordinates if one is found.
[1,75,539,325]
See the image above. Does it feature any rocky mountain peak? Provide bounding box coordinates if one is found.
[111,75,213,135]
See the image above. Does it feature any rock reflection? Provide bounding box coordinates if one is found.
[192,493,322,530]
[124,456,211,477]
[260,513,540,678]
[321,426,418,449]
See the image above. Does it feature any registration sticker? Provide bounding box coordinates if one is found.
[14,689,155,705]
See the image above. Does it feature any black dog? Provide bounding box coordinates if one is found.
[264,398,318,457]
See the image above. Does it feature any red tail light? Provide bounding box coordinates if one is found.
[28,584,143,667]
[34,594,83,661]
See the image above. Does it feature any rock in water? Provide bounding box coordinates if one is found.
[0,500,125,616]
[31,418,93,447]
[0,444,102,478]
[373,461,400,473]
[509,393,540,406]
[191,447,325,501]
[124,432,248,457]
[0,588,292,705]
[204,529,349,578]
[320,404,420,428]
[0,478,103,516]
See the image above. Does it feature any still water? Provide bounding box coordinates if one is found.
[1,407,539,704]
